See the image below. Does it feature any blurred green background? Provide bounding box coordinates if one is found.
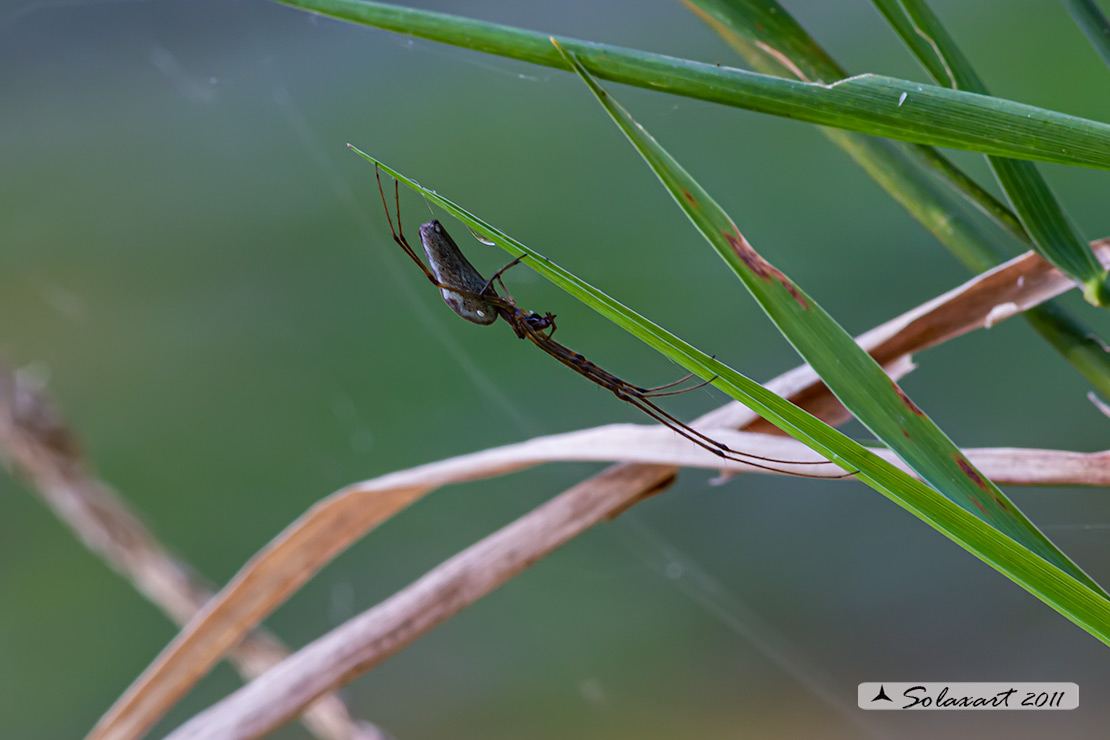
[3,0,1110,738]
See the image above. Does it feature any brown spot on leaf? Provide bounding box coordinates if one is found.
[901,428,911,439]
[890,380,925,416]
[724,230,768,278]
[956,456,991,492]
[780,281,810,310]
[723,230,810,309]
[682,189,699,208]
[968,496,988,516]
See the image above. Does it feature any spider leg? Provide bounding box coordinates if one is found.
[641,376,719,398]
[635,355,720,395]
[636,371,722,398]
[617,390,855,479]
[619,386,844,468]
[376,166,441,285]
[524,330,847,470]
[480,256,526,298]
[636,370,697,394]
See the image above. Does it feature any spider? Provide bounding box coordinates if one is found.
[374,166,852,480]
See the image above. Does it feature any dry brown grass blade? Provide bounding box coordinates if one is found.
[90,240,1110,740]
[0,366,387,740]
[88,431,871,740]
[163,460,679,740]
[157,437,1108,740]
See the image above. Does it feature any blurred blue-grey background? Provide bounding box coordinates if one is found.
[3,0,1110,738]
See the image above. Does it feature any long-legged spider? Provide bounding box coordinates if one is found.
[374,167,852,480]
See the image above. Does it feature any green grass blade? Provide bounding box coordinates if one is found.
[1023,302,1110,394]
[682,0,1020,262]
[272,0,1110,170]
[1065,0,1110,71]
[991,155,1108,303]
[345,145,1110,644]
[680,0,845,81]
[686,0,1031,254]
[684,0,1110,402]
[872,0,1110,305]
[907,144,1029,243]
[548,42,1103,596]
[826,133,1007,269]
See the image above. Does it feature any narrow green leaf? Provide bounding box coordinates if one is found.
[548,42,1103,596]
[684,0,1110,404]
[682,0,1018,263]
[1064,0,1110,72]
[873,0,1110,305]
[908,144,1030,244]
[1023,303,1110,394]
[680,0,845,81]
[347,145,1110,644]
[271,0,1110,170]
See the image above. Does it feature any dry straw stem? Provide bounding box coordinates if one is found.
[89,240,1110,740]
[161,444,1109,740]
[0,367,386,740]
